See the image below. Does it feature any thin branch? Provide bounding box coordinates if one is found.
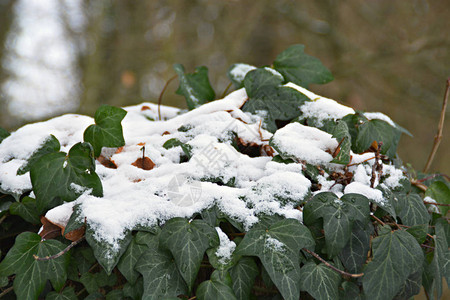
[424,201,450,207]
[371,214,386,226]
[416,173,450,183]
[332,137,346,158]
[302,248,364,278]
[411,179,428,192]
[370,142,382,188]
[220,82,233,99]
[158,75,177,121]
[34,237,85,261]
[0,214,7,226]
[421,244,435,250]
[347,156,375,167]
[424,78,450,172]
[0,286,13,298]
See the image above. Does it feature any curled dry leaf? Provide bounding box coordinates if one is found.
[97,155,118,169]
[132,156,155,170]
[39,216,85,242]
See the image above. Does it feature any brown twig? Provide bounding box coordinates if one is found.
[421,244,435,250]
[424,201,450,207]
[416,173,450,183]
[370,142,383,188]
[424,78,450,173]
[411,179,428,192]
[158,75,177,121]
[371,214,386,226]
[347,156,375,167]
[0,286,13,298]
[332,137,346,158]
[33,236,85,261]
[302,248,364,278]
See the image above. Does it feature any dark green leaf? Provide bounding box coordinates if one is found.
[174,64,215,110]
[163,138,192,159]
[0,276,8,288]
[362,226,423,300]
[123,277,143,300]
[242,68,310,132]
[0,127,10,143]
[355,119,401,157]
[159,218,219,291]
[300,261,341,300]
[106,289,123,300]
[117,234,148,284]
[9,196,41,224]
[406,224,429,244]
[80,272,98,294]
[303,192,370,257]
[273,44,333,87]
[45,287,77,300]
[83,105,127,157]
[85,227,132,274]
[396,193,430,226]
[229,256,259,300]
[393,270,422,300]
[425,181,450,216]
[30,142,103,211]
[235,218,314,300]
[339,281,362,300]
[0,194,13,217]
[135,233,187,300]
[197,270,237,300]
[339,221,372,273]
[227,63,256,88]
[94,269,117,287]
[17,135,60,175]
[0,232,69,299]
[323,120,351,165]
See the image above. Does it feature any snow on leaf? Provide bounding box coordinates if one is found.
[362,226,423,300]
[273,44,333,88]
[83,105,127,157]
[227,63,256,88]
[16,134,60,175]
[425,181,450,216]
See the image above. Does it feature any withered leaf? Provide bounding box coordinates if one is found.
[97,155,118,169]
[39,216,63,240]
[132,157,155,170]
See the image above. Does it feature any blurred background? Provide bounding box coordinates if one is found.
[0,0,448,174]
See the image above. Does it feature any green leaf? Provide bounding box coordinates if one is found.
[227,63,256,88]
[322,120,351,165]
[396,193,430,226]
[354,119,401,157]
[117,234,148,284]
[123,277,144,300]
[45,287,77,300]
[85,227,132,274]
[393,270,422,300]
[83,105,127,157]
[173,64,215,110]
[406,224,429,244]
[80,272,98,294]
[299,261,341,300]
[425,181,450,216]
[9,196,41,224]
[197,270,237,300]
[339,281,362,299]
[273,44,333,87]
[17,135,60,175]
[242,68,310,132]
[30,142,103,211]
[159,218,219,291]
[303,192,370,257]
[339,221,372,274]
[0,194,13,217]
[135,233,187,300]
[0,127,10,143]
[235,218,315,300]
[106,289,124,300]
[0,232,69,299]
[362,226,424,300]
[163,138,192,160]
[0,276,8,288]
[229,256,259,300]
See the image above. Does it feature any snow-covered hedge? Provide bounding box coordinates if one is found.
[0,45,448,300]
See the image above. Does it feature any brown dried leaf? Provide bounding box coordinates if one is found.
[40,216,63,240]
[132,157,155,170]
[97,155,118,169]
[63,226,85,242]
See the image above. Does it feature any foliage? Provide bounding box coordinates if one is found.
[0,44,448,300]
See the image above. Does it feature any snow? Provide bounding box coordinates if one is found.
[265,237,285,252]
[424,196,440,214]
[229,63,256,83]
[364,112,396,127]
[0,82,409,254]
[215,227,236,264]
[270,122,338,165]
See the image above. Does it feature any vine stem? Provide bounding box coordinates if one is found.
[158,75,177,121]
[370,214,386,226]
[0,286,13,297]
[33,237,85,261]
[423,201,450,207]
[423,78,450,173]
[302,248,364,278]
[220,82,233,98]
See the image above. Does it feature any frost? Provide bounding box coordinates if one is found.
[265,237,285,252]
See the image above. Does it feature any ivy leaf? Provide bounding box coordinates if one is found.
[425,181,450,216]
[163,138,192,160]
[229,256,259,300]
[135,233,188,300]
[273,44,333,87]
[159,218,219,291]
[17,134,60,175]
[235,218,315,300]
[0,232,69,299]
[242,68,310,132]
[396,193,430,226]
[354,118,401,157]
[9,196,41,224]
[117,234,148,284]
[362,226,423,300]
[83,105,127,157]
[322,120,351,165]
[393,270,422,300]
[197,270,237,300]
[227,63,256,88]
[30,142,103,211]
[339,221,372,274]
[173,64,215,110]
[80,272,98,294]
[405,224,428,244]
[123,277,144,300]
[299,261,341,300]
[45,287,77,300]
[339,281,362,299]
[85,227,132,274]
[303,192,370,257]
[0,127,10,143]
